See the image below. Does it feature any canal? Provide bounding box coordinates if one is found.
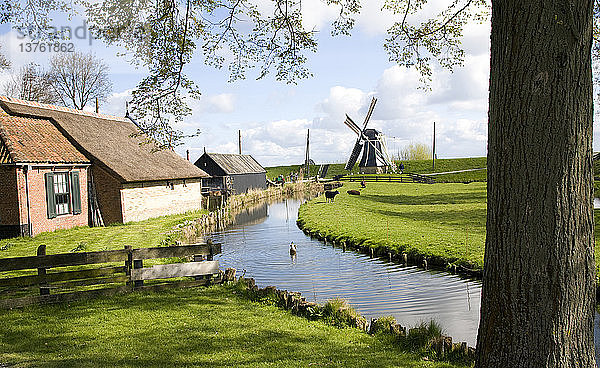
[210,197,600,361]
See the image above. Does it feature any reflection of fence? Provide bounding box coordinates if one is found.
[336,173,434,184]
[0,243,221,309]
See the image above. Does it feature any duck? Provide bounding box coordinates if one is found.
[289,242,297,255]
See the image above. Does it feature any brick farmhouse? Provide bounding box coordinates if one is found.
[0,96,209,238]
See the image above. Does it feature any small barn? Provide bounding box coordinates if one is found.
[0,96,209,237]
[194,153,266,195]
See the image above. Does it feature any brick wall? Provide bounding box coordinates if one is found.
[121,178,202,223]
[17,166,89,237]
[0,166,20,226]
[91,166,124,225]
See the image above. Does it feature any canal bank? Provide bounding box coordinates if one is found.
[209,196,600,365]
[211,198,482,347]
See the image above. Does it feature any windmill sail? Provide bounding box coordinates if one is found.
[345,140,363,170]
[343,115,362,136]
[362,98,377,130]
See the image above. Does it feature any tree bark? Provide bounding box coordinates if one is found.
[476,1,595,367]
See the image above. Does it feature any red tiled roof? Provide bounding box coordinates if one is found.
[0,107,89,164]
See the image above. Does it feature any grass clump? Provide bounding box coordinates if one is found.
[404,320,445,351]
[321,298,365,328]
[0,285,465,368]
[370,316,398,335]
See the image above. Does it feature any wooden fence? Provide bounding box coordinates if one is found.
[0,243,222,309]
[336,173,434,184]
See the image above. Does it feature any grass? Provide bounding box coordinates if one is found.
[265,163,359,180]
[298,182,487,269]
[430,170,487,183]
[265,157,487,183]
[397,158,486,175]
[0,210,207,259]
[0,284,464,368]
[299,182,600,276]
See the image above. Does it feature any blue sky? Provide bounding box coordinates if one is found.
[3,0,587,167]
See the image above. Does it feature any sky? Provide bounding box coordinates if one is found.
[1,1,597,167]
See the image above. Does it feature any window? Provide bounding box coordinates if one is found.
[53,173,71,215]
[45,171,82,219]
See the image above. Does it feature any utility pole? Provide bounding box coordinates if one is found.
[432,121,436,170]
[238,130,242,155]
[305,129,310,177]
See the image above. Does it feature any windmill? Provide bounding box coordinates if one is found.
[343,97,395,174]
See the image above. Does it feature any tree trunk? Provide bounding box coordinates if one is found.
[476,1,595,367]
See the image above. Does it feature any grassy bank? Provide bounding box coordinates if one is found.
[0,284,464,368]
[299,182,600,275]
[265,163,359,180]
[0,210,207,259]
[399,158,486,174]
[298,182,486,269]
[265,157,487,183]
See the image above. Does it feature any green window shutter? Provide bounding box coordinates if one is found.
[45,173,56,219]
[71,171,81,215]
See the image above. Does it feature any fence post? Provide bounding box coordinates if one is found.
[125,245,133,286]
[193,254,204,281]
[207,240,214,261]
[37,245,49,296]
[133,259,144,287]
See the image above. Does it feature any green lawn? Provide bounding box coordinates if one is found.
[265,163,359,180]
[298,182,486,269]
[299,182,600,275]
[428,170,487,183]
[397,158,486,175]
[0,284,463,368]
[0,210,206,259]
[265,157,487,183]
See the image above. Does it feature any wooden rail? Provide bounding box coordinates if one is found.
[336,173,434,184]
[0,243,222,309]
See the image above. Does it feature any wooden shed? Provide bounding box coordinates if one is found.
[194,153,267,195]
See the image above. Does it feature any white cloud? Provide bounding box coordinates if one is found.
[188,93,236,114]
[215,55,491,166]
[206,93,235,113]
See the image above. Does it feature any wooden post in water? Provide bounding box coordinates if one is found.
[37,245,49,296]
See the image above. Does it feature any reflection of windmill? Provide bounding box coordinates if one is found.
[343,97,395,174]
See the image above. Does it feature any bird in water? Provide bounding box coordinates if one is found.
[289,241,297,256]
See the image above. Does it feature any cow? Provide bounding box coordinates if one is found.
[347,189,361,196]
[325,190,340,203]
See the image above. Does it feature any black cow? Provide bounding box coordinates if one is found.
[325,190,340,203]
[347,190,360,196]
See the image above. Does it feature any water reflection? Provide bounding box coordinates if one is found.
[211,198,600,362]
